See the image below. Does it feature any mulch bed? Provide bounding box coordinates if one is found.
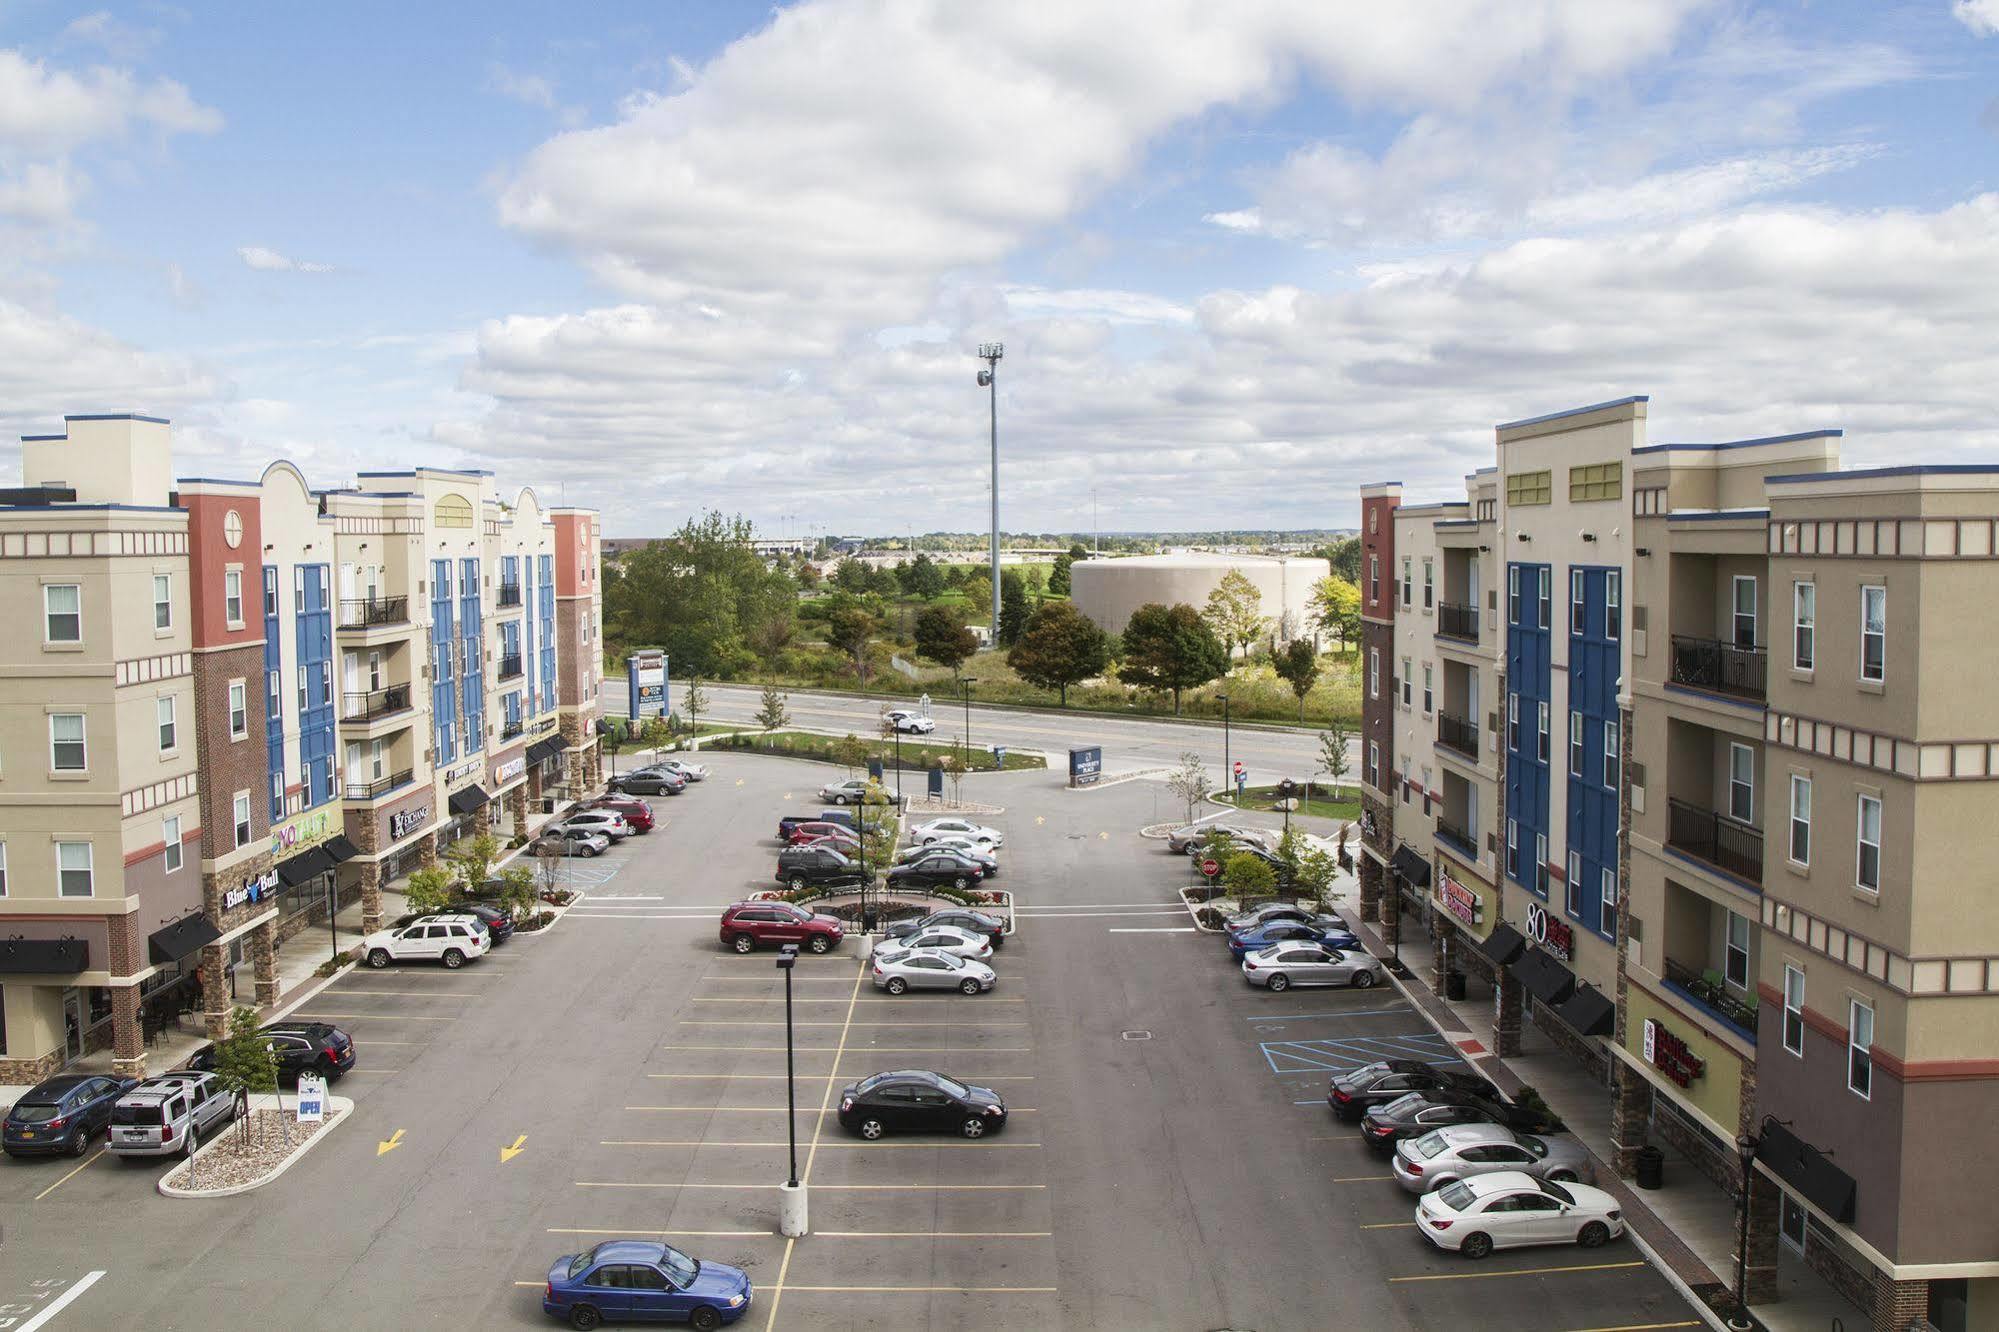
[161,1108,328,1193]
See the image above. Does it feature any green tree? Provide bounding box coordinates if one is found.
[682,677,710,737]
[445,833,502,891]
[997,570,1029,646]
[1317,723,1354,801]
[497,864,537,922]
[1325,535,1362,584]
[830,733,870,777]
[212,1004,278,1146]
[1119,603,1228,715]
[639,715,674,760]
[1047,552,1073,597]
[1007,600,1109,705]
[1274,639,1322,721]
[1294,842,1338,910]
[904,553,945,599]
[914,605,977,672]
[826,606,880,684]
[756,683,790,734]
[1309,575,1362,653]
[963,573,992,623]
[601,512,796,680]
[832,559,871,593]
[1222,850,1278,901]
[1203,570,1267,662]
[1166,751,1213,823]
[403,865,455,916]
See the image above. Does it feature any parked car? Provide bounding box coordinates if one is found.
[1361,1089,1565,1151]
[1227,920,1360,961]
[531,827,612,858]
[786,821,861,849]
[719,901,845,954]
[584,795,656,832]
[1212,843,1304,889]
[912,817,1003,848]
[1167,822,1275,855]
[1416,1172,1625,1259]
[612,768,686,796]
[897,837,998,876]
[871,948,995,995]
[818,778,905,806]
[542,1239,753,1330]
[187,1021,356,1082]
[560,810,632,840]
[1327,1059,1492,1122]
[1393,1123,1595,1194]
[1240,944,1383,991]
[775,844,866,891]
[778,808,887,840]
[107,1072,237,1157]
[657,758,709,782]
[1223,901,1345,933]
[870,924,991,962]
[459,903,515,944]
[2,1073,139,1157]
[884,709,935,734]
[361,913,492,969]
[884,908,1006,948]
[885,850,986,891]
[837,1069,1008,1139]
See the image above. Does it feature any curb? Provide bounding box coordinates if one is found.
[1064,766,1170,793]
[1178,885,1224,933]
[267,959,360,1024]
[157,1094,355,1199]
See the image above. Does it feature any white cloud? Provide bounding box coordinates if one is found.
[237,245,334,273]
[0,49,221,155]
[59,12,162,62]
[1525,146,1878,230]
[164,261,200,308]
[1953,0,1999,36]
[999,286,1193,326]
[488,63,559,111]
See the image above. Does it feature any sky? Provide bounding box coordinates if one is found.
[0,1,1995,536]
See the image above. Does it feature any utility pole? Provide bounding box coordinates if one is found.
[977,344,1003,645]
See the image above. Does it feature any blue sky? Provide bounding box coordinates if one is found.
[1,1,1996,534]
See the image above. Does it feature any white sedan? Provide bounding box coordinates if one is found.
[914,817,1003,848]
[871,948,995,995]
[1416,1171,1626,1259]
[870,924,991,962]
[885,710,935,734]
[660,758,708,782]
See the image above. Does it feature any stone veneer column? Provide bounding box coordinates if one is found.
[358,859,384,934]
[1380,872,1400,949]
[1739,1169,1781,1306]
[415,832,439,869]
[251,919,280,1006]
[471,803,492,837]
[1870,1273,1929,1332]
[110,986,146,1080]
[508,783,529,836]
[1430,917,1456,997]
[1610,1062,1654,1177]
[1493,967,1523,1057]
[199,942,230,1039]
[1358,853,1382,923]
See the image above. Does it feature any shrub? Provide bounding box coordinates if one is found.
[1195,906,1229,930]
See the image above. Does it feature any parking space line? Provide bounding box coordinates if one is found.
[598,1139,1041,1149]
[813,1231,1052,1238]
[659,1045,1034,1053]
[688,997,1028,1005]
[323,990,481,998]
[16,1270,104,1329]
[779,1285,1057,1294]
[286,1013,458,1021]
[646,1073,1036,1081]
[1331,1175,1393,1182]
[577,1181,1047,1191]
[622,1105,1038,1114]
[1360,1221,1414,1229]
[548,1228,771,1238]
[1107,927,1197,933]
[677,1019,1029,1027]
[1388,1261,1647,1284]
[1563,1323,1700,1331]
[34,1147,106,1200]
[1240,1007,1413,1021]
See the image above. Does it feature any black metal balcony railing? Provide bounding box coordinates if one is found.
[1435,816,1477,857]
[497,583,522,608]
[1437,602,1479,643]
[1662,957,1759,1041]
[344,769,414,801]
[1667,797,1764,885]
[1669,634,1767,701]
[337,595,409,629]
[497,653,524,680]
[501,718,525,740]
[1437,711,1479,759]
[342,684,412,721]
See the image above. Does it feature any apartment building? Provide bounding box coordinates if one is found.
[1384,496,1461,943]
[1356,483,1400,921]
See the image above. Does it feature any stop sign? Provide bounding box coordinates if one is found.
[1200,858,1221,878]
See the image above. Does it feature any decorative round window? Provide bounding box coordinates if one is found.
[223,509,244,548]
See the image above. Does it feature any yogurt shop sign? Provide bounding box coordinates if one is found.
[270,807,335,858]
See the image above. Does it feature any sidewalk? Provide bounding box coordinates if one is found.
[1342,902,1864,1332]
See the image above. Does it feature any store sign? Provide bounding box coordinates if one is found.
[1642,1018,1706,1087]
[388,804,431,841]
[1438,872,1482,927]
[1524,902,1574,961]
[269,807,334,858]
[1360,809,1378,840]
[224,870,280,912]
[296,1074,327,1123]
[1068,746,1101,787]
[494,756,525,785]
[444,759,481,785]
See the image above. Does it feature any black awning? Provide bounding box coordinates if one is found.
[322,835,360,864]
[527,737,566,763]
[0,936,87,974]
[1479,922,1526,966]
[276,846,335,888]
[148,913,220,966]
[448,784,492,816]
[1512,947,1576,1007]
[1389,844,1432,888]
[1759,1122,1856,1222]
[1554,983,1615,1037]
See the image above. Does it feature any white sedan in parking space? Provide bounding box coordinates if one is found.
[1416,1172,1626,1259]
[913,817,1003,848]
[870,924,992,962]
[871,948,995,995]
[884,709,935,734]
[659,758,708,782]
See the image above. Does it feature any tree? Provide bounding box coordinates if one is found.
[963,573,992,623]
[535,845,567,900]
[1222,850,1278,901]
[682,677,710,738]
[1274,639,1322,721]
[497,864,537,922]
[445,833,501,891]
[1318,723,1354,802]
[601,512,797,679]
[904,552,945,599]
[1119,603,1228,715]
[997,570,1030,646]
[639,715,674,761]
[914,605,977,672]
[1325,535,1362,584]
[1047,552,1074,597]
[1067,542,1089,561]
[832,558,871,593]
[938,753,966,807]
[212,1004,278,1146]
[1203,570,1267,661]
[1308,575,1362,653]
[830,733,870,777]
[1293,841,1338,910]
[404,865,454,916]
[1165,751,1213,823]
[756,683,790,734]
[825,606,879,684]
[1007,600,1109,705]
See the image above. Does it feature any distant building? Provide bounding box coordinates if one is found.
[1068,551,1329,638]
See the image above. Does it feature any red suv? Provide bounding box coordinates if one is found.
[719,901,845,954]
[585,796,655,833]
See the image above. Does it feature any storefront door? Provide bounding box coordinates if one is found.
[62,988,83,1060]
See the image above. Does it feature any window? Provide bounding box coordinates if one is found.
[1571,569,1585,635]
[1400,757,1411,805]
[1366,741,1379,789]
[1508,566,1520,623]
[1506,470,1552,506]
[1569,462,1622,502]
[56,841,93,897]
[1566,851,1583,916]
[50,713,85,771]
[267,670,281,724]
[229,681,247,739]
[1847,999,1874,1099]
[1507,694,1519,750]
[317,661,332,707]
[225,569,244,626]
[1535,833,1549,895]
[44,583,80,643]
[263,567,277,617]
[1507,819,1519,878]
[1856,794,1881,892]
[1793,581,1815,671]
[1603,718,1619,790]
[1601,867,1618,937]
[294,566,305,615]
[368,650,383,691]
[1781,1196,1808,1254]
[1569,711,1584,777]
[1422,664,1433,715]
[1369,648,1380,699]
[1783,966,1805,1056]
[1860,586,1886,682]
[1789,775,1811,866]
[1368,554,1379,604]
[1732,576,1758,650]
[1725,911,1750,990]
[1401,559,1412,608]
[1537,568,1550,629]
[163,815,182,874]
[157,696,176,752]
[1422,560,1434,610]
[1369,508,1378,534]
[1401,658,1412,708]
[1605,571,1621,641]
[233,792,252,849]
[153,574,172,630]
[1537,701,1550,763]
[1728,743,1754,822]
[0,842,7,896]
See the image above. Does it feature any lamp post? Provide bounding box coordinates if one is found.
[1730,1131,1759,1331]
[1219,693,1232,805]
[776,943,806,1236]
[957,677,974,771]
[977,344,1003,648]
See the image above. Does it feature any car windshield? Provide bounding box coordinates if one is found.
[778,903,812,921]
[934,953,966,969]
[1411,1131,1448,1159]
[1540,1180,1576,1206]
[932,1073,970,1098]
[1343,1064,1387,1088]
[660,1245,698,1288]
[1436,1181,1478,1212]
[10,1102,61,1123]
[568,1245,601,1280]
[1518,1133,1549,1159]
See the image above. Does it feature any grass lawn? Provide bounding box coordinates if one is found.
[1220,783,1360,821]
[706,729,1045,772]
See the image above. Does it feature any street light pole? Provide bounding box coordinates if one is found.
[958,677,974,770]
[1219,693,1232,805]
[977,344,1003,650]
[776,944,806,1236]
[1730,1132,1758,1331]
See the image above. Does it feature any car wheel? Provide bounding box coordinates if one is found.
[733,934,757,954]
[1577,1220,1610,1248]
[1545,1168,1576,1183]
[951,876,968,890]
[858,1118,885,1140]
[1267,973,1290,992]
[442,949,464,969]
[69,1129,90,1157]
[1352,969,1377,989]
[367,948,391,969]
[960,1116,987,1139]
[689,1308,722,1332]
[569,1305,603,1330]
[1459,1231,1493,1260]
[960,979,981,996]
[833,794,848,805]
[808,934,831,954]
[790,875,808,891]
[885,976,907,995]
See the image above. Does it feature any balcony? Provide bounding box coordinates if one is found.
[1436,602,1479,644]
[497,583,523,609]
[337,595,409,630]
[1669,635,1766,703]
[1661,957,1759,1044]
[344,769,414,802]
[497,653,524,681]
[343,684,412,722]
[1437,711,1479,759]
[1435,815,1477,860]
[1667,798,1763,886]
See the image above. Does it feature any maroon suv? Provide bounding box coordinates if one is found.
[719,901,846,954]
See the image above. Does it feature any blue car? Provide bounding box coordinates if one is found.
[2,1073,139,1158]
[1228,921,1360,961]
[544,1240,751,1329]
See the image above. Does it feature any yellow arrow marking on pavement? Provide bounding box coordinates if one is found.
[736,779,744,786]
[1099,831,1108,839]
[1035,816,1045,825]
[377,1129,406,1157]
[501,1133,528,1164]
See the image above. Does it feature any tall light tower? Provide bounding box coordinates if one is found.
[977,342,1004,648]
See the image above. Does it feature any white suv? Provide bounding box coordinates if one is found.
[885,710,935,734]
[361,913,491,969]
[560,810,632,840]
[108,1072,237,1157]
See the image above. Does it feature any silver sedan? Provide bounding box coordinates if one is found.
[1240,943,1383,992]
[1392,1122,1596,1193]
[871,948,995,995]
[872,925,991,962]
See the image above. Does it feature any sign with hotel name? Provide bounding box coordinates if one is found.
[1438,872,1483,927]
[269,807,335,858]
[1642,1018,1706,1087]
[388,804,431,841]
[1524,902,1574,962]
[224,870,280,912]
[443,759,482,785]
[493,756,525,785]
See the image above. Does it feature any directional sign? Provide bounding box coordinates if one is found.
[500,1133,528,1164]
[1236,772,1247,793]
[377,1128,406,1157]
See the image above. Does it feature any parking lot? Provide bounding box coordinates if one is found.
[0,753,1707,1330]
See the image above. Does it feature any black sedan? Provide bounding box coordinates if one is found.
[1360,1090,1564,1152]
[2,1073,139,1157]
[837,1069,1008,1139]
[1327,1059,1491,1121]
[885,851,985,891]
[188,1021,356,1082]
[886,908,1006,949]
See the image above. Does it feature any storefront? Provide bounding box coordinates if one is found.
[526,735,566,810]
[1388,843,1433,934]
[1612,982,1755,1187]
[488,745,529,839]
[1506,903,1615,1076]
[370,786,438,885]
[444,782,492,845]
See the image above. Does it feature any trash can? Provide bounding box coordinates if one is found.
[1634,1145,1664,1190]
[1446,971,1467,1002]
[861,908,879,934]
